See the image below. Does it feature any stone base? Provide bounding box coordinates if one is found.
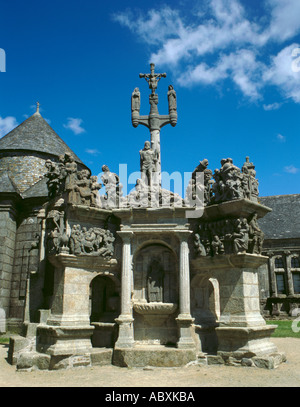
[36,325,94,356]
[113,345,197,368]
[206,351,286,369]
[216,325,279,359]
[14,347,113,371]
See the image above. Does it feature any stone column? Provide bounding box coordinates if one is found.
[176,231,195,349]
[284,252,294,296]
[115,231,134,348]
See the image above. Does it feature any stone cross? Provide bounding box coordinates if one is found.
[131,63,178,187]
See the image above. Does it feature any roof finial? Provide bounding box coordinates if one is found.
[36,101,40,114]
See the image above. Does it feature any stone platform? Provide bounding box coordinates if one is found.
[113,345,197,368]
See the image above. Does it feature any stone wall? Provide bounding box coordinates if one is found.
[0,203,17,332]
[8,210,42,330]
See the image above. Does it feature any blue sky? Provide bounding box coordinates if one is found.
[0,0,300,197]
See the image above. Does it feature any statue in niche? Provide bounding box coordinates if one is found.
[167,85,177,111]
[139,141,158,187]
[248,212,264,254]
[147,259,165,303]
[131,87,140,112]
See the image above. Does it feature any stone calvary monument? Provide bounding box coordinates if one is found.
[5,64,286,371]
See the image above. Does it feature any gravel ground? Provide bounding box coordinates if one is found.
[0,338,299,388]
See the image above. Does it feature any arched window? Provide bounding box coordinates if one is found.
[291,257,300,269]
[275,257,284,269]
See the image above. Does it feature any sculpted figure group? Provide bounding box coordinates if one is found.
[45,153,102,207]
[194,212,264,258]
[69,224,115,258]
[188,156,259,207]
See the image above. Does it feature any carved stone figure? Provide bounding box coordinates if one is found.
[69,225,115,259]
[101,165,122,208]
[74,169,92,205]
[147,259,165,302]
[90,175,102,207]
[167,85,177,111]
[139,63,166,94]
[248,212,264,254]
[45,160,61,198]
[231,218,249,254]
[64,153,78,203]
[131,87,140,112]
[140,141,158,187]
[211,235,225,256]
[194,233,206,257]
[46,207,69,255]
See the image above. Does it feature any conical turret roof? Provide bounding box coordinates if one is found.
[0,111,87,167]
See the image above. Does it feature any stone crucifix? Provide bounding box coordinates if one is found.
[131,63,178,188]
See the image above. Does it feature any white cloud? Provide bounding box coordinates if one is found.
[263,102,282,111]
[0,116,18,138]
[263,44,300,103]
[63,118,86,135]
[284,165,299,174]
[114,0,300,103]
[277,134,286,142]
[85,148,100,156]
[266,0,300,42]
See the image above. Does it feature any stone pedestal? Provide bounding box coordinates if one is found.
[34,253,117,369]
[192,253,280,362]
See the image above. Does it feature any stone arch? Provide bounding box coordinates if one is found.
[132,242,178,304]
[89,274,120,323]
[190,274,220,354]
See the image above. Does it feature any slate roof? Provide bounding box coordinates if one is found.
[0,111,87,167]
[21,176,48,199]
[0,170,20,194]
[258,194,300,240]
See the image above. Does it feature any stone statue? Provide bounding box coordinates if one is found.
[64,153,78,203]
[147,259,165,302]
[139,63,166,94]
[248,212,264,254]
[211,235,225,256]
[131,87,140,112]
[231,218,249,254]
[90,175,102,207]
[45,160,61,198]
[194,233,206,257]
[75,169,92,205]
[167,85,177,111]
[139,141,158,187]
[101,165,122,208]
[46,206,69,255]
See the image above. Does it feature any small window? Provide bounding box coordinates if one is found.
[275,257,284,269]
[276,273,286,294]
[292,273,300,294]
[291,257,300,269]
